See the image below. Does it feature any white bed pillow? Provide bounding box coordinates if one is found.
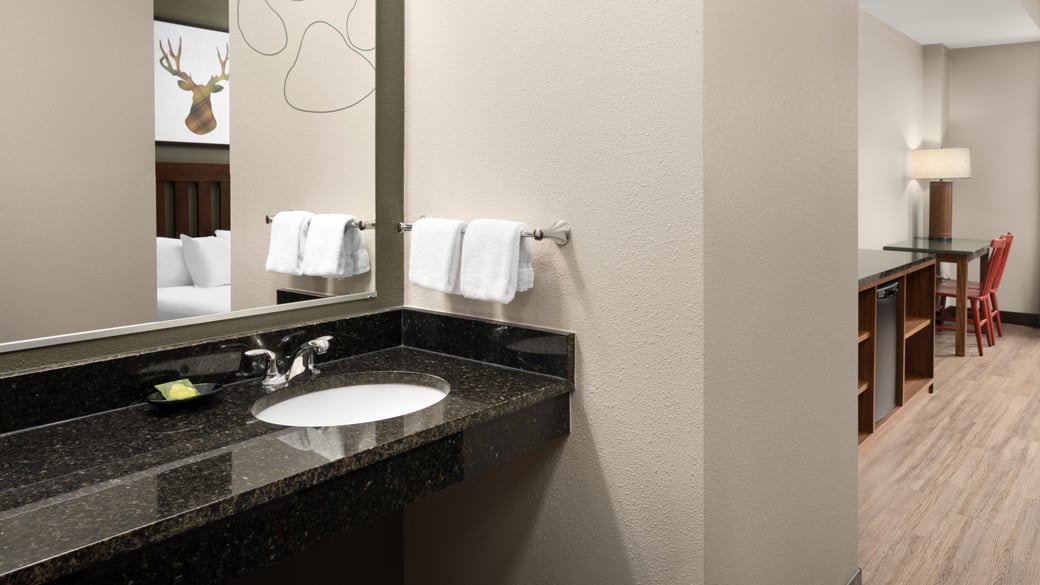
[180,234,231,287]
[156,237,193,287]
[215,229,231,239]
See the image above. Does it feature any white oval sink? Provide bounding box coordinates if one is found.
[252,372,449,427]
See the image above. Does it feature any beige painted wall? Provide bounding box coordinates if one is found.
[704,0,858,583]
[948,42,1040,313]
[231,0,376,309]
[0,1,155,343]
[401,1,703,583]
[922,43,950,149]
[858,10,928,249]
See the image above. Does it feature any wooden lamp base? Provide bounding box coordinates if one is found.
[928,181,953,241]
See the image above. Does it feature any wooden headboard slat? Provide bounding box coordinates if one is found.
[155,182,167,237]
[155,162,231,238]
[219,181,231,231]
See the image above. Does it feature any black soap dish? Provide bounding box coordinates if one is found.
[147,383,222,411]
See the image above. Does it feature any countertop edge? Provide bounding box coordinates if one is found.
[858,251,936,289]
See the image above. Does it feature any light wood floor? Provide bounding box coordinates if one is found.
[859,323,1040,585]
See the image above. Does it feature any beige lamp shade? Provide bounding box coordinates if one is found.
[912,147,972,180]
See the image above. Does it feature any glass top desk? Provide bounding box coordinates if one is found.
[883,238,992,356]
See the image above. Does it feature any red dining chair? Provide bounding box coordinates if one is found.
[936,237,1008,356]
[984,233,1013,337]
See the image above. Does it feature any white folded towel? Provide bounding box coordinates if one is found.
[301,214,371,278]
[265,210,313,275]
[517,235,534,292]
[409,217,467,294]
[460,219,531,304]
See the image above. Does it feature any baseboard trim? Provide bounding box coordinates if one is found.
[846,568,862,585]
[1001,311,1039,328]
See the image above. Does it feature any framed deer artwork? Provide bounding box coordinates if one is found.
[154,20,230,145]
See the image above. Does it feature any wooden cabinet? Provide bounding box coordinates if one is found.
[857,251,936,444]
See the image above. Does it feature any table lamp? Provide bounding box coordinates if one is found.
[912,147,972,241]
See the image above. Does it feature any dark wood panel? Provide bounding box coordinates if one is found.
[155,163,231,237]
[174,182,191,237]
[219,181,231,231]
[197,182,215,236]
[156,183,167,238]
[156,162,230,183]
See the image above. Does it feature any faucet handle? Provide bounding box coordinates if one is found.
[302,335,333,354]
[245,349,288,389]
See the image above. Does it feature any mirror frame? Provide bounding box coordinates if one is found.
[0,291,375,353]
[0,0,404,360]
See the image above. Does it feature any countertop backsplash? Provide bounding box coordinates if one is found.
[0,308,574,435]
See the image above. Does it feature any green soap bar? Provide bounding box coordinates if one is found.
[154,378,199,400]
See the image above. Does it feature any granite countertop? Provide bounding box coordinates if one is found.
[0,345,571,584]
[857,249,935,288]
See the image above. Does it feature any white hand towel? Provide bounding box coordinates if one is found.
[408,217,467,294]
[460,219,529,304]
[265,211,313,275]
[517,235,534,292]
[301,214,371,278]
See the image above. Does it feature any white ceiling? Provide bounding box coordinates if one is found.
[860,0,1040,48]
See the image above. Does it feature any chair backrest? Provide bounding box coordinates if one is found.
[991,232,1014,292]
[979,238,1008,296]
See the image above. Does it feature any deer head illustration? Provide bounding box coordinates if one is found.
[158,38,230,135]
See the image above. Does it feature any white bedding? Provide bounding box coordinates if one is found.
[157,285,231,321]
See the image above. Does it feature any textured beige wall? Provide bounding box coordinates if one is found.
[858,10,927,249]
[0,1,155,343]
[949,42,1040,313]
[922,43,949,149]
[401,1,703,583]
[704,0,859,584]
[231,0,376,309]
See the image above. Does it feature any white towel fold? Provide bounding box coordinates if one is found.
[301,214,371,278]
[265,211,313,275]
[409,217,467,294]
[517,235,534,292]
[460,219,531,304]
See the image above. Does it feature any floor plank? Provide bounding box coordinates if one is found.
[859,324,1040,585]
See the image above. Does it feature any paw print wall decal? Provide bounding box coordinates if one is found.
[237,0,288,56]
[237,0,375,113]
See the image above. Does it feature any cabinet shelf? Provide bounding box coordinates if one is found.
[858,330,871,343]
[858,380,869,395]
[904,316,931,339]
[903,375,932,402]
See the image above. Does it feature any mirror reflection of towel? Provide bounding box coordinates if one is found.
[301,214,371,278]
[265,211,313,275]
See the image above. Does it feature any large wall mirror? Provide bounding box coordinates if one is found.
[0,0,383,353]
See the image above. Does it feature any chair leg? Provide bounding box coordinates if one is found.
[936,296,946,327]
[991,292,1003,337]
[983,299,996,347]
[971,299,985,356]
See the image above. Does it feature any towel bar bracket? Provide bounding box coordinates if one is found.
[532,220,572,246]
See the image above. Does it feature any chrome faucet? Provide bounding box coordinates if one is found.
[245,335,332,390]
[286,335,332,381]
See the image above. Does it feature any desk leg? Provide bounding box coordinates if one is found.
[955,258,968,357]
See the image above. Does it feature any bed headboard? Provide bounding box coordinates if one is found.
[155,162,231,238]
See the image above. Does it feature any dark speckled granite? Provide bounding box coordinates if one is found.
[403,308,574,382]
[857,249,935,288]
[0,310,574,585]
[0,310,402,434]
